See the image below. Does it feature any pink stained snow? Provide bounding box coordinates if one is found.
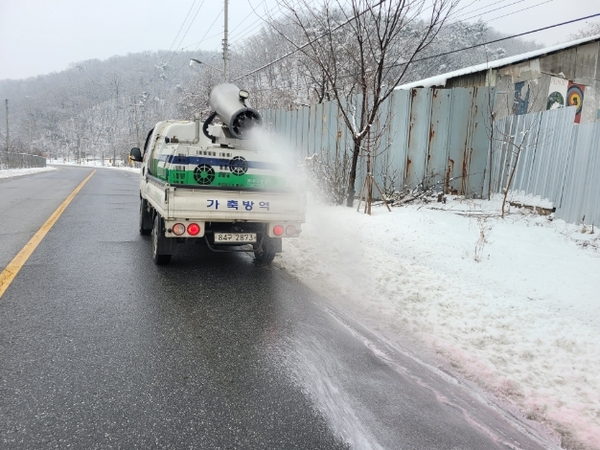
[277,194,600,450]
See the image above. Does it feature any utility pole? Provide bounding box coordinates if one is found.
[222,0,229,83]
[5,99,8,152]
[5,99,9,167]
[133,100,140,148]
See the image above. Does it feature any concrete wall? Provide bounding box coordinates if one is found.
[448,40,600,123]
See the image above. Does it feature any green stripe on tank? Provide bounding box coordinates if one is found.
[165,169,287,190]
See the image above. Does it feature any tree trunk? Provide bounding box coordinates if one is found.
[346,139,361,207]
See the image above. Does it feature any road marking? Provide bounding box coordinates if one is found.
[0,170,96,299]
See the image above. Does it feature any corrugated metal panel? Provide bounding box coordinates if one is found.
[406,89,431,189]
[372,95,390,192]
[446,88,474,194]
[298,107,309,157]
[322,101,337,163]
[282,109,294,150]
[387,90,410,191]
[313,103,330,155]
[558,121,600,225]
[490,108,573,200]
[340,94,367,191]
[426,89,452,191]
[265,87,495,197]
[446,71,487,88]
[466,87,495,198]
[489,106,599,225]
[264,87,598,224]
[532,108,574,202]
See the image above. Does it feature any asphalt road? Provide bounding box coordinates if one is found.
[0,166,557,449]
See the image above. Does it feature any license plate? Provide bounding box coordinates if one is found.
[214,232,257,243]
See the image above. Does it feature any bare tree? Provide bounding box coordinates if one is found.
[568,22,600,40]
[269,0,458,206]
[487,84,546,218]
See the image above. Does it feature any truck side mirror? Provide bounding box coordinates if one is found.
[130,147,143,162]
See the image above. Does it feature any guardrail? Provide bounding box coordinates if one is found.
[0,151,47,169]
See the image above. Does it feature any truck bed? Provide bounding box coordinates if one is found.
[144,174,306,223]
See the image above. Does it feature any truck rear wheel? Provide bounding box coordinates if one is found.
[253,237,279,264]
[152,214,172,265]
[140,198,152,235]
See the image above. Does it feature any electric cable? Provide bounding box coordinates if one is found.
[233,0,388,81]
[451,0,517,20]
[234,10,600,82]
[454,0,527,21]
[148,0,208,85]
[484,0,556,23]
[180,9,223,52]
[166,0,199,54]
[392,11,600,67]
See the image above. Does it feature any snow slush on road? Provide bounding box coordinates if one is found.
[130,83,306,265]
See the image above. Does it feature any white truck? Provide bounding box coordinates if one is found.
[129,83,306,265]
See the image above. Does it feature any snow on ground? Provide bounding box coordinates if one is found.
[276,194,600,450]
[0,166,56,178]
[47,159,141,174]
[0,161,140,179]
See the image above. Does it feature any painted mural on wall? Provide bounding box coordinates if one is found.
[567,82,585,124]
[513,81,530,115]
[546,77,568,109]
[546,77,585,123]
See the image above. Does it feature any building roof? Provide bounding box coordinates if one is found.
[396,34,600,90]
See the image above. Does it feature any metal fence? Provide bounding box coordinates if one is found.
[0,151,47,170]
[490,107,600,225]
[263,87,495,198]
[263,88,598,225]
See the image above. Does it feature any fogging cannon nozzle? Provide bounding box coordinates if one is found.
[209,83,262,140]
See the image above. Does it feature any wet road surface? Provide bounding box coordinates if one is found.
[0,166,557,449]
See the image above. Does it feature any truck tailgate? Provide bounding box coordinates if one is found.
[145,176,305,222]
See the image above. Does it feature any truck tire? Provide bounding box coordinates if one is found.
[152,213,172,265]
[253,237,279,264]
[140,198,153,235]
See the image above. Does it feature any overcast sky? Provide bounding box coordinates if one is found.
[1,0,599,81]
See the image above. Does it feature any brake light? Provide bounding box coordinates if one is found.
[187,223,201,236]
[172,223,186,236]
[273,225,284,236]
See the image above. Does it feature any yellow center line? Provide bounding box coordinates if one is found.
[0,170,96,299]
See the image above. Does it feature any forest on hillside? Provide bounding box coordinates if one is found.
[0,10,541,165]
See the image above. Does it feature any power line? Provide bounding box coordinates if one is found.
[228,0,268,42]
[235,10,600,82]
[393,11,600,67]
[228,0,319,49]
[451,0,518,20]
[454,0,527,21]
[166,0,200,54]
[174,0,208,54]
[179,8,224,52]
[484,0,556,24]
[233,0,388,82]
[148,0,208,85]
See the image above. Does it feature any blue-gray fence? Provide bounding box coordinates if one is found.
[263,87,599,225]
[263,87,495,198]
[489,107,600,225]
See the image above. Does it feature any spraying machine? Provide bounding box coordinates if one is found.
[130,83,306,265]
